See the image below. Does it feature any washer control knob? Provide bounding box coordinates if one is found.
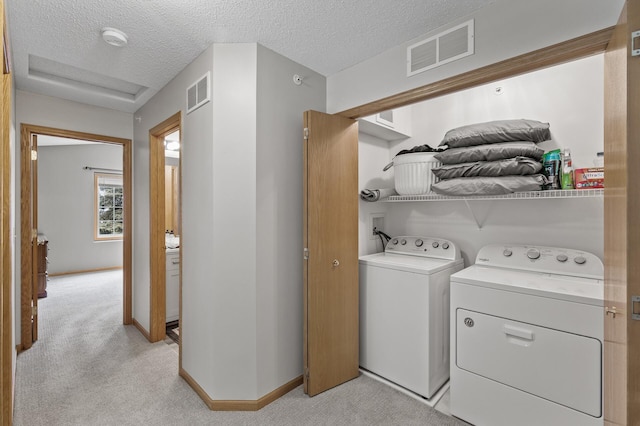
[526,249,541,260]
[442,242,450,250]
[400,239,407,245]
[391,239,398,245]
[556,254,568,263]
[574,256,587,265]
[503,249,513,257]
[432,241,439,248]
[415,239,424,247]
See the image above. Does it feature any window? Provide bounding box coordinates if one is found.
[94,173,123,240]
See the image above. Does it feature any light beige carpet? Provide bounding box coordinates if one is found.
[14,270,466,426]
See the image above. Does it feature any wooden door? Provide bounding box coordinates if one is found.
[303,110,359,396]
[31,135,38,341]
[603,1,640,424]
[19,129,37,348]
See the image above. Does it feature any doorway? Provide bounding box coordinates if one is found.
[148,112,182,348]
[19,125,132,350]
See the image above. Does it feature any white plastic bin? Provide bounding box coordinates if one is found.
[393,152,441,195]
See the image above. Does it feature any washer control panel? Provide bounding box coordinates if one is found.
[475,244,603,279]
[385,236,460,260]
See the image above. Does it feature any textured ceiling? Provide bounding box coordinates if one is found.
[7,0,495,112]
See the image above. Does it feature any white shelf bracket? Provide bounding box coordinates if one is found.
[463,199,483,230]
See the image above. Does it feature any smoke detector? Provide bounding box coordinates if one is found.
[101,27,128,47]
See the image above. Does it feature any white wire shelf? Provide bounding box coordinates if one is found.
[383,188,604,202]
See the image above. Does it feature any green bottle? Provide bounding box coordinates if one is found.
[561,149,574,190]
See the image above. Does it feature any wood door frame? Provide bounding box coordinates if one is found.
[333,25,626,419]
[148,112,181,343]
[0,0,12,418]
[19,125,133,350]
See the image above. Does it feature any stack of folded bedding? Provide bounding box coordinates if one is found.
[430,119,550,196]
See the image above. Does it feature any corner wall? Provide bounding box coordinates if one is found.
[132,44,215,380]
[208,43,259,399]
[255,44,326,397]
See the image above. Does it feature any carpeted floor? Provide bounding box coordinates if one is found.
[13,270,467,426]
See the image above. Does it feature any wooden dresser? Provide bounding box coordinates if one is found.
[37,236,48,298]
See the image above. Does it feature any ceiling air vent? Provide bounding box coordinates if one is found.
[187,71,211,114]
[407,19,474,77]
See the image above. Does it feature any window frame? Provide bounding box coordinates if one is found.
[94,172,124,241]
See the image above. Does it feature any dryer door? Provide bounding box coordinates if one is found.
[456,309,602,417]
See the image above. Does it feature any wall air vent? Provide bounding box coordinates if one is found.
[407,19,474,77]
[186,71,211,114]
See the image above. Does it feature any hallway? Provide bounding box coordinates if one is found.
[13,271,464,426]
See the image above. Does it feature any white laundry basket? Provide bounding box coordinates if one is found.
[393,152,441,195]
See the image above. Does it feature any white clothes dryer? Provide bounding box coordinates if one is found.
[450,244,604,426]
[359,236,464,399]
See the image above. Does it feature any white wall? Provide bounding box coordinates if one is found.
[134,42,326,401]
[358,55,604,266]
[358,132,393,256]
[14,90,133,345]
[255,44,326,397]
[37,144,123,274]
[132,44,214,355]
[210,43,259,399]
[327,0,623,114]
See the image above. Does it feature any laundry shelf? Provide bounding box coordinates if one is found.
[383,188,604,202]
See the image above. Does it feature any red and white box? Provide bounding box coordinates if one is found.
[574,167,604,189]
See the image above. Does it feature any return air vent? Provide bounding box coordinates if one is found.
[407,20,474,77]
[187,72,210,114]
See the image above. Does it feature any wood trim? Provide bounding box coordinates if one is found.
[604,4,629,424]
[179,367,214,409]
[179,367,302,411]
[0,10,11,419]
[14,345,22,354]
[31,137,37,342]
[122,134,132,325]
[20,124,134,346]
[338,26,614,119]
[148,111,180,343]
[2,7,9,75]
[302,112,309,395]
[19,125,33,350]
[131,318,151,341]
[19,125,130,145]
[625,1,640,423]
[48,266,123,277]
[253,375,303,410]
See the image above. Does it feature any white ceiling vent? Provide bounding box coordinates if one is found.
[407,20,474,77]
[186,72,210,114]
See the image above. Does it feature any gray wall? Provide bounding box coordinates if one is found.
[37,144,123,274]
[133,42,326,401]
[255,44,326,396]
[327,0,624,113]
[14,90,133,346]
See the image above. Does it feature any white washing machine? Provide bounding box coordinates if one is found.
[450,244,604,426]
[359,236,464,399]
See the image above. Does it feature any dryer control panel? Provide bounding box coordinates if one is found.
[475,244,603,279]
[385,236,460,260]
